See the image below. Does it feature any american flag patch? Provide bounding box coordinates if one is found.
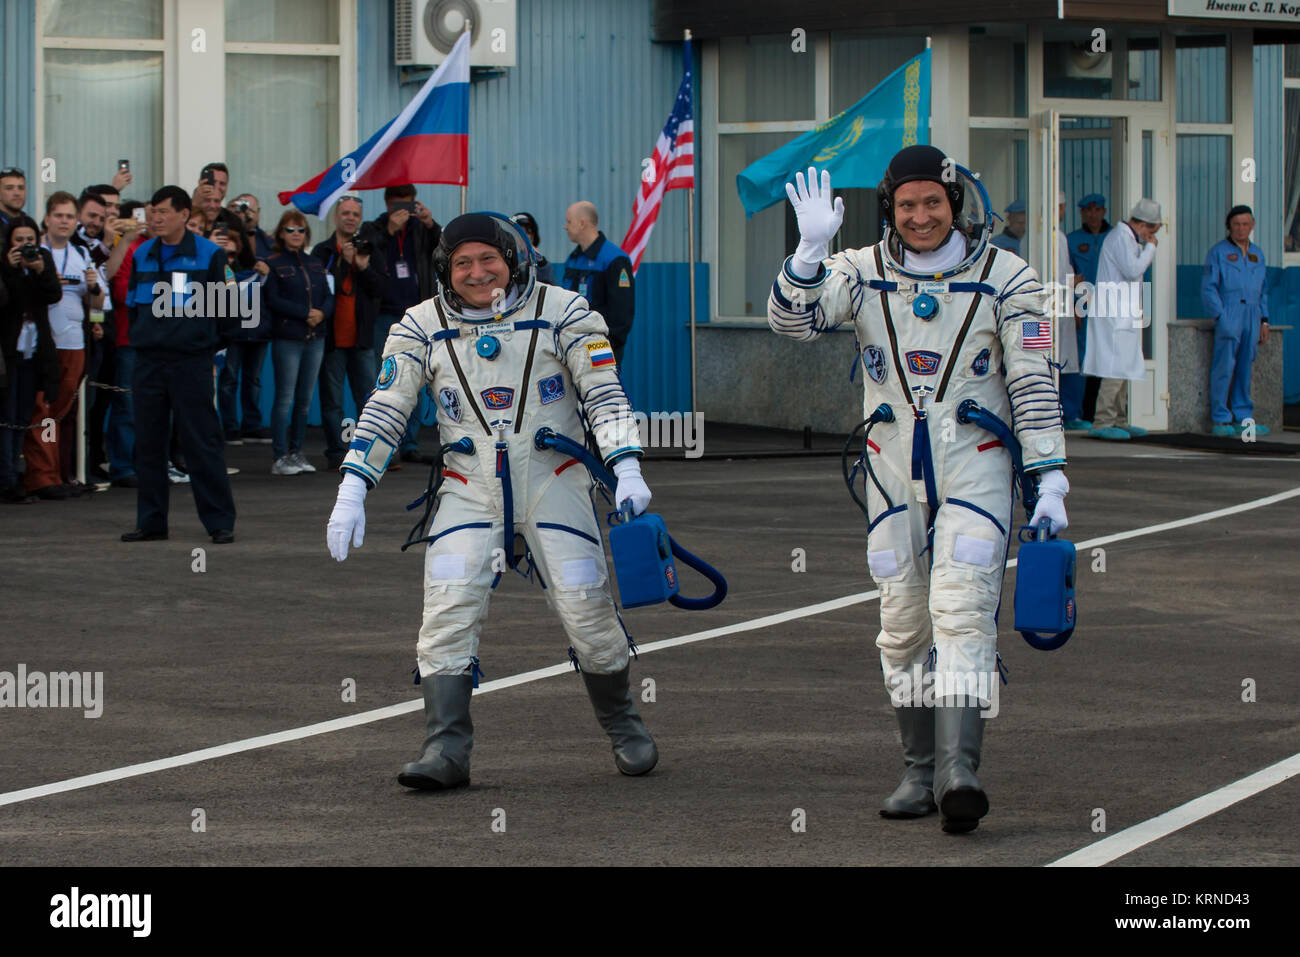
[586,340,616,367]
[1021,319,1052,350]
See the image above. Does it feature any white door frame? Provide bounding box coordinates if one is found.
[1027,25,1176,430]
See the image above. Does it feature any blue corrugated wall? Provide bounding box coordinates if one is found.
[1,1,37,205]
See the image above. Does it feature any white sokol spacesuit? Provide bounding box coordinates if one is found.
[328,212,657,790]
[769,148,1069,833]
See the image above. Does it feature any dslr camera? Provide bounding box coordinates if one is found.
[19,243,40,262]
[350,232,373,256]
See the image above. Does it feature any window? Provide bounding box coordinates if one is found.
[38,0,347,232]
[718,35,815,123]
[1285,48,1300,256]
[40,0,165,203]
[1175,35,1229,124]
[969,25,1026,118]
[970,128,1028,233]
[1041,26,1160,102]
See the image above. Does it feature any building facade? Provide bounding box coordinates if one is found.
[3,0,1297,427]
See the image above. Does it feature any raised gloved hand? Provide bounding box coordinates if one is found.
[1029,469,1069,536]
[613,456,652,517]
[785,166,845,277]
[327,472,368,561]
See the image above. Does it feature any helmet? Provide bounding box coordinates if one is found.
[433,211,536,322]
[510,211,540,247]
[876,145,993,280]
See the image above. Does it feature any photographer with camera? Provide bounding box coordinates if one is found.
[26,191,105,499]
[371,183,440,465]
[312,195,385,470]
[228,194,273,262]
[0,215,62,503]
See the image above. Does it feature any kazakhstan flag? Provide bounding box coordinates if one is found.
[736,50,930,216]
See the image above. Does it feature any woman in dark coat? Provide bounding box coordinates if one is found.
[0,215,62,502]
[263,209,333,475]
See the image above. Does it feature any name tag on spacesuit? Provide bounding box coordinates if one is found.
[914,281,949,296]
[475,322,513,338]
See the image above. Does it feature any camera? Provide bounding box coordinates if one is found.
[350,232,373,255]
[231,200,251,212]
[19,243,40,262]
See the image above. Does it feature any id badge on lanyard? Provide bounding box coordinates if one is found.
[171,271,188,311]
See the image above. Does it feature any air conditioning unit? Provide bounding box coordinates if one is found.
[395,0,517,68]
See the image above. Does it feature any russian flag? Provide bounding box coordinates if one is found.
[278,32,470,214]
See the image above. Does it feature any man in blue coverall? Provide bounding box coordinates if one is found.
[1064,193,1111,429]
[1201,205,1271,437]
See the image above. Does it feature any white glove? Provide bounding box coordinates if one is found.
[784,166,845,278]
[612,456,652,517]
[1029,469,1069,536]
[327,472,368,561]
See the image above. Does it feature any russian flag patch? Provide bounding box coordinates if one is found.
[586,340,616,367]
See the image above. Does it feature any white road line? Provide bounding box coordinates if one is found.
[2,485,1298,814]
[1047,752,1300,867]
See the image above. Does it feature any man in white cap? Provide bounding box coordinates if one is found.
[1083,198,1160,440]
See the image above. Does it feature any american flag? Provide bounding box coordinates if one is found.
[620,39,694,274]
[1021,319,1053,350]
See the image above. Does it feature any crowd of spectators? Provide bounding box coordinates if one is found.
[0,159,619,516]
[0,160,464,508]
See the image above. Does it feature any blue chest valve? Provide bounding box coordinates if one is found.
[476,335,501,360]
[1014,517,1077,651]
[533,427,728,611]
[912,293,939,320]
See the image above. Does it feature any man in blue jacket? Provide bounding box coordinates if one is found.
[120,186,237,543]
[561,201,635,365]
[1202,205,1271,436]
[1066,193,1112,427]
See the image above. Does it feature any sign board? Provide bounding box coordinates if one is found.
[1169,0,1300,21]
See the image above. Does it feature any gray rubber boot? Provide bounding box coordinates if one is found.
[880,705,937,818]
[397,674,473,791]
[581,666,658,775]
[933,698,989,834]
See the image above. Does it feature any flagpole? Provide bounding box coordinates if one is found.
[461,20,472,215]
[684,29,697,419]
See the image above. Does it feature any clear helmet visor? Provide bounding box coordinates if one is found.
[881,164,995,280]
[436,211,537,323]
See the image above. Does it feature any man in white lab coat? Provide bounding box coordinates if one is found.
[1082,199,1160,440]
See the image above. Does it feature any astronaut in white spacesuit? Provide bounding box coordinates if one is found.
[769,146,1070,833]
[326,212,657,790]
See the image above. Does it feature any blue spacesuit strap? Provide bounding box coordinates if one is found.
[432,329,460,341]
[868,279,898,292]
[947,282,997,295]
[910,416,940,564]
[496,440,515,569]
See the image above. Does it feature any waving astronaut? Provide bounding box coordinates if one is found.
[769,146,1070,833]
[326,212,657,790]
